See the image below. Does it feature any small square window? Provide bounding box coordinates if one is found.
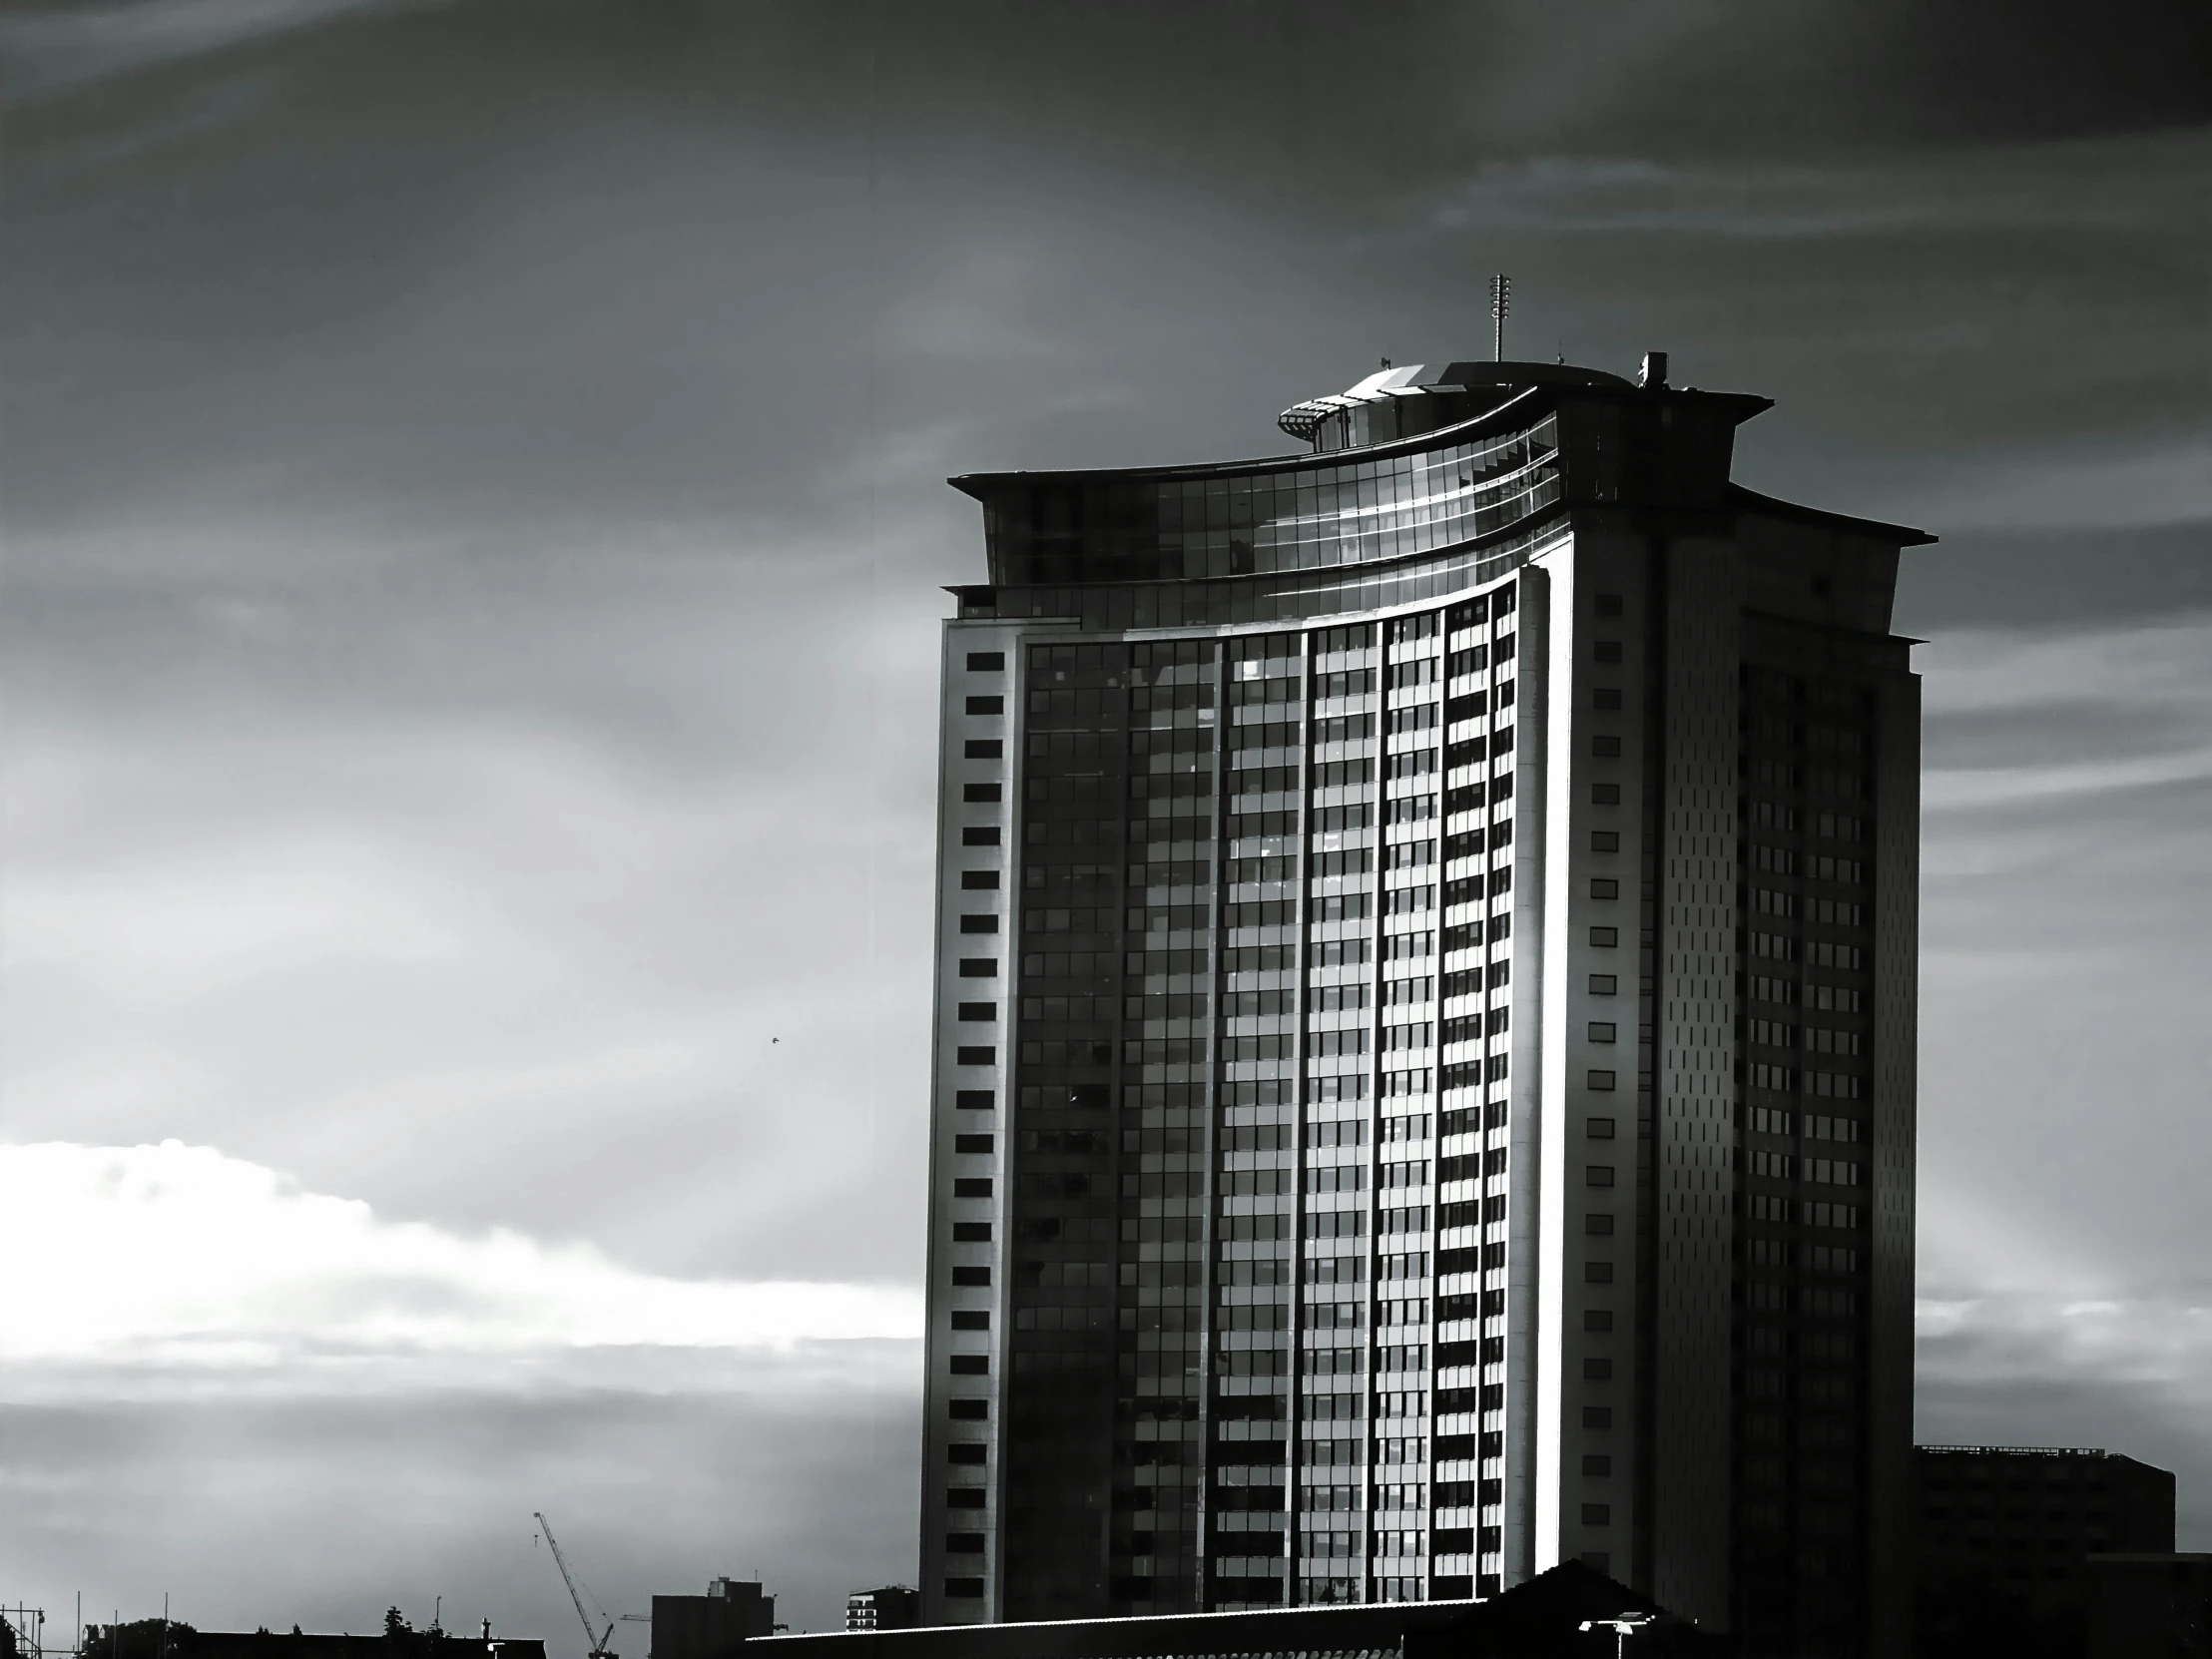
[1595,594,1623,617]
[1592,783,1621,805]
[1588,1021,1617,1042]
[950,1267,990,1288]
[943,1576,985,1598]
[1592,735,1621,757]
[1586,1163,1615,1186]
[962,783,1001,804]
[1582,1360,1613,1382]
[951,1222,991,1242]
[1586,1118,1617,1143]
[957,1001,995,1021]
[1584,1262,1614,1286]
[966,652,1005,672]
[963,739,1003,761]
[1582,1452,1613,1474]
[944,1532,985,1554]
[1589,926,1619,947]
[949,1356,988,1375]
[959,914,1000,934]
[1581,1502,1612,1525]
[948,1398,988,1418]
[950,1310,990,1330]
[954,1089,994,1110]
[960,869,1000,889]
[964,695,1004,715]
[947,1442,986,1463]
[1594,689,1623,710]
[952,1177,993,1198]
[958,958,997,977]
[955,1045,994,1066]
[953,1134,994,1154]
[1582,1405,1613,1428]
[1594,642,1623,664]
[1585,1213,1615,1236]
[1590,877,1619,898]
[1584,1310,1614,1333]
[1587,1069,1617,1090]
[1580,1550,1611,1573]
[1591,830,1620,852]
[961,826,1001,846]
[1588,974,1618,995]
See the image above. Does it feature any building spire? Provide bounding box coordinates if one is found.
[1489,272,1511,361]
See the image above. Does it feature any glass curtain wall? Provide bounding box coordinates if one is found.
[1734,667,1882,1656]
[1005,581,1527,1619]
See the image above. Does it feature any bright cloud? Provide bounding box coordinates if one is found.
[0,1140,920,1372]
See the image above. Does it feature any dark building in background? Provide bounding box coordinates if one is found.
[111,1637,545,1659]
[921,353,1927,1655]
[650,1581,776,1659]
[2087,1554,2212,1659]
[1915,1444,2178,1655]
[842,1591,919,1634]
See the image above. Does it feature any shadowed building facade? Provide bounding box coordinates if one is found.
[919,355,1927,1658]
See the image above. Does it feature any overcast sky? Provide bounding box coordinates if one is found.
[2,0,2208,1639]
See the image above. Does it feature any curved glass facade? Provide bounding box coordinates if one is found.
[973,417,1559,587]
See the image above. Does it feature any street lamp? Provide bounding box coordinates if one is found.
[1579,1611,1658,1658]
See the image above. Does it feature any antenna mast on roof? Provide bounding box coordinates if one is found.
[1489,273,1511,361]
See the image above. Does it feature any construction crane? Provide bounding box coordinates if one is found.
[534,1511,618,1659]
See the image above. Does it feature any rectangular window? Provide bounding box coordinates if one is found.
[959,870,1000,889]
[964,695,1003,715]
[1587,1070,1617,1091]
[1589,974,1618,995]
[1586,1117,1616,1139]
[953,1134,994,1154]
[950,1311,989,1331]
[1584,1311,1613,1333]
[1594,689,1622,710]
[963,739,1003,760]
[954,1089,994,1110]
[1582,1453,1613,1474]
[961,826,1000,846]
[1590,830,1620,851]
[1582,1406,1613,1428]
[957,959,996,977]
[952,1178,992,1198]
[943,1576,985,1598]
[1595,594,1623,617]
[1586,1164,1615,1186]
[962,783,1001,803]
[1588,1022,1617,1042]
[1592,783,1621,805]
[944,1533,984,1554]
[948,1398,988,1419]
[1585,1214,1614,1236]
[947,1445,986,1467]
[955,1046,995,1065]
[966,652,1005,672]
[949,1357,988,1375]
[1590,877,1619,899]
[1592,735,1622,757]
[956,1001,994,1020]
[1581,1502,1612,1524]
[1594,642,1622,663]
[1582,1360,1613,1381]
[1589,926,1619,947]
[1584,1263,1613,1285]
[951,1222,991,1242]
[959,914,999,933]
[950,1267,990,1288]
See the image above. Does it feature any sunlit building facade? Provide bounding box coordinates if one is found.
[918,356,1927,1659]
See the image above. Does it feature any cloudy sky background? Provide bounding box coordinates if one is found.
[3,0,2208,1637]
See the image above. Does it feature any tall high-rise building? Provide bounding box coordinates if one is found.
[918,354,1927,1658]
